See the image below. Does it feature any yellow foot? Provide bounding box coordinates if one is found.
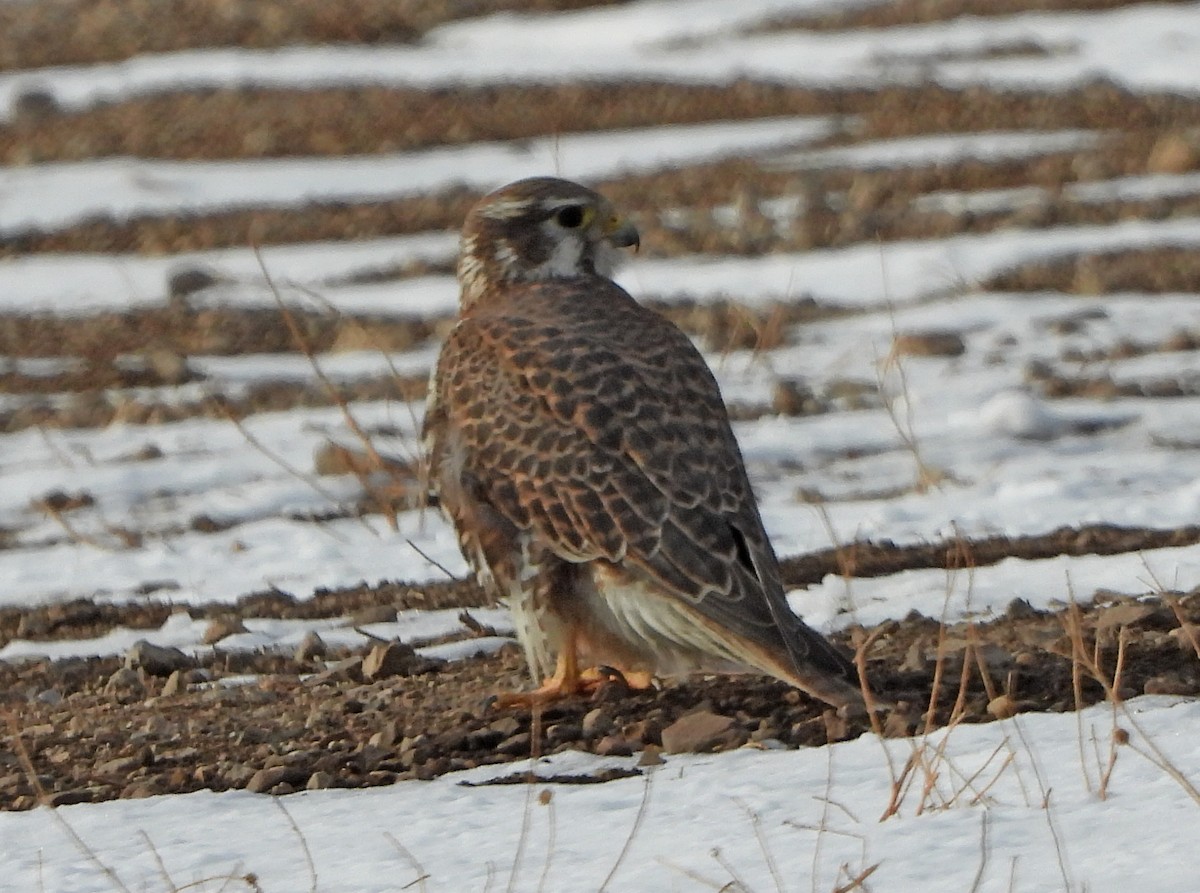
[490,665,655,709]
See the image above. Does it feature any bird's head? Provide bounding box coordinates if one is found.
[457,177,640,309]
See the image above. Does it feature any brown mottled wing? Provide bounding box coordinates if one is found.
[427,277,854,682]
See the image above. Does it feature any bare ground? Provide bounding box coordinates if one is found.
[4,0,1200,814]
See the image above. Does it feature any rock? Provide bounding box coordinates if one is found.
[883,702,917,737]
[1095,602,1159,631]
[166,265,220,299]
[595,735,634,757]
[637,745,665,767]
[661,711,735,754]
[105,667,145,698]
[295,631,327,662]
[125,640,194,677]
[1144,674,1196,696]
[1169,624,1200,653]
[245,766,290,794]
[355,745,391,772]
[120,782,161,799]
[160,670,184,697]
[16,613,50,637]
[820,709,850,742]
[35,689,62,706]
[772,378,823,416]
[1005,598,1039,619]
[307,657,363,686]
[368,721,399,749]
[495,733,531,756]
[487,716,520,738]
[348,606,398,627]
[307,771,335,790]
[893,330,966,358]
[96,755,143,776]
[47,789,94,807]
[12,85,61,120]
[1146,132,1197,174]
[222,764,257,787]
[582,707,613,738]
[546,722,582,745]
[143,348,193,386]
[361,641,434,680]
[986,694,1019,720]
[202,615,246,645]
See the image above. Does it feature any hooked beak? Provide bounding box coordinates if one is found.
[603,216,641,252]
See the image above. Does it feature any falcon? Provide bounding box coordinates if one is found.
[423,177,862,708]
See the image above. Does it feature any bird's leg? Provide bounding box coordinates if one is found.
[491,628,657,709]
[491,625,587,708]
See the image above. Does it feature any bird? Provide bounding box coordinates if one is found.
[423,176,863,709]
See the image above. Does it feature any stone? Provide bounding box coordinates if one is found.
[202,615,247,645]
[125,640,193,677]
[368,721,398,749]
[1168,624,1200,653]
[893,330,966,358]
[143,348,193,386]
[362,641,420,680]
[348,606,398,627]
[595,735,633,757]
[986,694,1019,720]
[772,378,823,416]
[1095,602,1159,631]
[105,667,145,698]
[1146,132,1197,175]
[582,707,614,738]
[307,657,363,686]
[246,766,290,793]
[637,745,665,767]
[96,755,143,776]
[167,265,220,299]
[495,733,531,756]
[661,711,736,754]
[307,771,335,791]
[161,670,185,697]
[1144,674,1196,696]
[294,631,327,663]
[47,789,94,806]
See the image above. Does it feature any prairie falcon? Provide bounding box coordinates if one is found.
[424,177,862,708]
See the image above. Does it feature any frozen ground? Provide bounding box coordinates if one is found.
[6,697,1199,892]
[3,0,1200,890]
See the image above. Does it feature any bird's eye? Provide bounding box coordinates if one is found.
[556,205,585,228]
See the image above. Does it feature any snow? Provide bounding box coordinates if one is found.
[4,0,1200,889]
[9,2,1200,116]
[0,116,840,235]
[5,697,1199,891]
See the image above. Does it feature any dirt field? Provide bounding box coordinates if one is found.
[4,0,1200,811]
